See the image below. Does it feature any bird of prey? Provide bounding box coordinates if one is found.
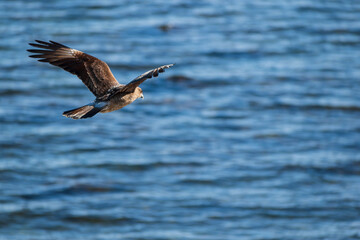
[27,40,174,119]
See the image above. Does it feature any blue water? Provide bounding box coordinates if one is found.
[1,1,360,239]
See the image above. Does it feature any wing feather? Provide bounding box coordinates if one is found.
[27,40,120,97]
[119,64,174,93]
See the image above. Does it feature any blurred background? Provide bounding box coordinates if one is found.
[1,0,360,239]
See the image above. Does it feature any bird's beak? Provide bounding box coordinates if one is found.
[140,93,144,99]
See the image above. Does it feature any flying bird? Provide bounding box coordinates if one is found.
[27,40,174,119]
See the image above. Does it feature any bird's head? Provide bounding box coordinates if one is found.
[135,87,144,99]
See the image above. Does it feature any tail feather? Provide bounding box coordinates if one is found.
[63,104,102,119]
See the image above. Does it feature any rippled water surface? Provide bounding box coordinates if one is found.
[1,1,360,239]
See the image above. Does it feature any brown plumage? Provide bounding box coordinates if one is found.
[27,40,174,119]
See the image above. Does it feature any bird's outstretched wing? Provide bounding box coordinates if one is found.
[119,64,174,93]
[27,40,120,97]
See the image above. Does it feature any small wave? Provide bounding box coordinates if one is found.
[63,215,135,225]
[17,184,133,200]
[269,103,360,111]
[85,161,205,171]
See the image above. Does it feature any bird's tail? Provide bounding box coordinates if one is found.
[63,104,103,119]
